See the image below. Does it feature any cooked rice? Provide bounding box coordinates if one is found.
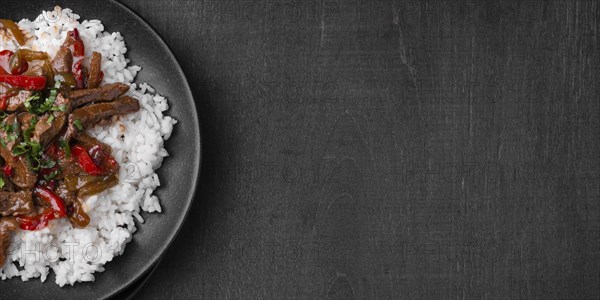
[0,7,176,286]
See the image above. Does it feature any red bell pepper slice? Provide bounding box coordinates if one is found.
[15,209,55,231]
[34,186,67,218]
[0,74,46,90]
[0,50,28,75]
[89,145,118,173]
[15,186,68,231]
[72,145,103,175]
[68,29,85,88]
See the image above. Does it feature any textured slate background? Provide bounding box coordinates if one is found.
[119,1,600,299]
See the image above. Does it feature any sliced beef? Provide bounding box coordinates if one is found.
[54,93,72,113]
[71,96,139,129]
[73,131,112,153]
[0,114,20,151]
[51,47,73,74]
[57,157,82,178]
[68,83,130,108]
[6,90,33,112]
[0,191,33,216]
[0,115,36,189]
[32,113,66,147]
[56,182,89,228]
[0,174,16,192]
[0,217,18,266]
[87,52,103,89]
[17,112,35,134]
[9,156,36,189]
[58,117,76,144]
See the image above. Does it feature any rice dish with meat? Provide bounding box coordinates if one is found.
[0,7,175,286]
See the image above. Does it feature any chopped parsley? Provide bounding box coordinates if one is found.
[0,80,66,176]
[11,140,43,171]
[40,159,56,169]
[10,116,44,171]
[22,116,38,142]
[12,140,41,156]
[24,81,64,115]
[73,119,83,130]
[59,139,71,159]
[0,118,19,146]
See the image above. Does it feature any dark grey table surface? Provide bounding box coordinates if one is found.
[115,1,600,299]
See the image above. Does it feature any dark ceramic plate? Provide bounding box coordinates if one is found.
[1,1,200,299]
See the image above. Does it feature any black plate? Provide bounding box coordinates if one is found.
[1,1,201,299]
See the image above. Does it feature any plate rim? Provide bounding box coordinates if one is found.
[103,0,202,298]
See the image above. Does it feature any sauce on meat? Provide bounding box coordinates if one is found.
[0,23,140,266]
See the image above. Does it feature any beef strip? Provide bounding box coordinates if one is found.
[45,94,73,143]
[87,52,102,89]
[0,83,33,112]
[51,47,73,74]
[8,156,36,189]
[57,156,82,178]
[73,131,112,153]
[32,112,66,147]
[0,217,18,266]
[59,117,76,144]
[17,112,35,134]
[56,182,89,228]
[6,90,33,112]
[0,114,19,151]
[0,191,33,216]
[71,96,139,129]
[0,115,36,189]
[68,83,130,108]
[0,173,16,192]
[54,93,72,113]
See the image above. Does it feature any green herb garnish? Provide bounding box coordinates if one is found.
[11,140,44,171]
[73,119,83,130]
[24,81,63,115]
[59,139,71,159]
[22,116,38,142]
[40,159,56,169]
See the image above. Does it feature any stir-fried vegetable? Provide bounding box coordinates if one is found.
[67,174,119,198]
[14,49,49,61]
[72,145,103,175]
[15,209,55,230]
[34,186,67,218]
[68,29,85,89]
[0,19,26,46]
[15,187,67,231]
[0,74,46,91]
[0,19,138,237]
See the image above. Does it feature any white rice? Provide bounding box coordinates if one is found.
[0,7,176,286]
